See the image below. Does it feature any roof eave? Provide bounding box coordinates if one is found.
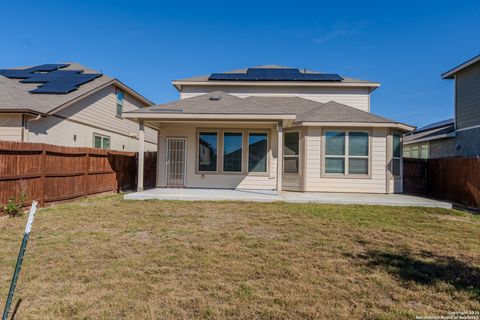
[404,131,456,145]
[0,109,46,116]
[172,80,381,91]
[123,113,295,121]
[297,121,415,131]
[441,54,480,79]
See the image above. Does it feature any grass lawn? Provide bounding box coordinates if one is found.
[0,195,479,319]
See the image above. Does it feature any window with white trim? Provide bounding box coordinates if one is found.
[284,131,300,174]
[392,133,402,176]
[116,89,124,118]
[93,133,110,150]
[324,130,369,175]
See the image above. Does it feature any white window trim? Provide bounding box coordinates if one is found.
[283,130,301,175]
[321,129,371,178]
[93,133,111,150]
[392,132,402,177]
[116,89,124,119]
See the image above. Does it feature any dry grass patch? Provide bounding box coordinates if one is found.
[0,195,479,319]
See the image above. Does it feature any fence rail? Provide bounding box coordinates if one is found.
[0,140,140,209]
[403,157,480,209]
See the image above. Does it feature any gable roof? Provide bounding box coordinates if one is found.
[172,65,380,90]
[0,63,154,115]
[442,54,480,79]
[124,91,413,130]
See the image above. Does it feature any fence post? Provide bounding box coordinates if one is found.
[39,146,46,207]
[84,152,89,196]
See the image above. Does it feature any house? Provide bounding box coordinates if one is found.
[0,63,157,151]
[124,66,414,193]
[403,54,480,158]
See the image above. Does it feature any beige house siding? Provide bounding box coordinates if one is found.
[180,85,371,112]
[26,116,156,151]
[0,114,23,141]
[26,85,157,151]
[455,62,480,130]
[304,127,388,193]
[155,123,278,190]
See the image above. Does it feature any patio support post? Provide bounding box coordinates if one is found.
[156,129,161,187]
[276,121,283,192]
[137,120,145,192]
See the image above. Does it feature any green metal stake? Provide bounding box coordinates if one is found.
[2,201,38,320]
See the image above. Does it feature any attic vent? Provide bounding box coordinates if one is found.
[209,95,221,101]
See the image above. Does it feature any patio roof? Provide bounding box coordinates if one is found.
[123,91,414,131]
[123,91,296,121]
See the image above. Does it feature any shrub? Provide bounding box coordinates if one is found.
[4,180,27,217]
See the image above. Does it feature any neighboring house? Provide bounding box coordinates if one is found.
[0,63,157,151]
[125,65,414,193]
[403,54,480,158]
[403,119,455,159]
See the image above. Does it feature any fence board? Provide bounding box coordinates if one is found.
[404,157,480,209]
[0,140,139,210]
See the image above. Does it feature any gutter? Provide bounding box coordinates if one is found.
[172,80,381,91]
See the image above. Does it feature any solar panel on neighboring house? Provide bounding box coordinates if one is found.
[0,64,102,94]
[208,68,343,82]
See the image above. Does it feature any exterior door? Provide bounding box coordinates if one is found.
[166,138,187,187]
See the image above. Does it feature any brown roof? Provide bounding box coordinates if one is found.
[127,91,411,129]
[0,63,153,115]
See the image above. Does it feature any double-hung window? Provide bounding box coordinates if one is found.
[93,133,111,150]
[248,133,268,173]
[223,132,242,172]
[284,131,300,174]
[324,130,369,175]
[392,133,402,176]
[198,132,218,172]
[116,89,124,118]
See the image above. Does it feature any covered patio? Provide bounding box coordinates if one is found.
[124,91,296,192]
[124,187,452,208]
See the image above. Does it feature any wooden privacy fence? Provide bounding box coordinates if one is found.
[0,140,143,209]
[403,157,480,209]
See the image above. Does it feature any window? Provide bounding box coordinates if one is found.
[392,133,402,176]
[116,89,124,118]
[223,132,242,172]
[198,132,218,172]
[93,134,110,150]
[403,146,411,158]
[284,131,300,174]
[348,132,369,174]
[420,144,429,159]
[324,131,369,175]
[248,133,267,172]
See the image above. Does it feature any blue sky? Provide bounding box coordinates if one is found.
[1,0,479,127]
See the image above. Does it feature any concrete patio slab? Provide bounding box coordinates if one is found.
[124,188,452,209]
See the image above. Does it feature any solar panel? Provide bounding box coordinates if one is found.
[208,68,343,82]
[0,64,102,94]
